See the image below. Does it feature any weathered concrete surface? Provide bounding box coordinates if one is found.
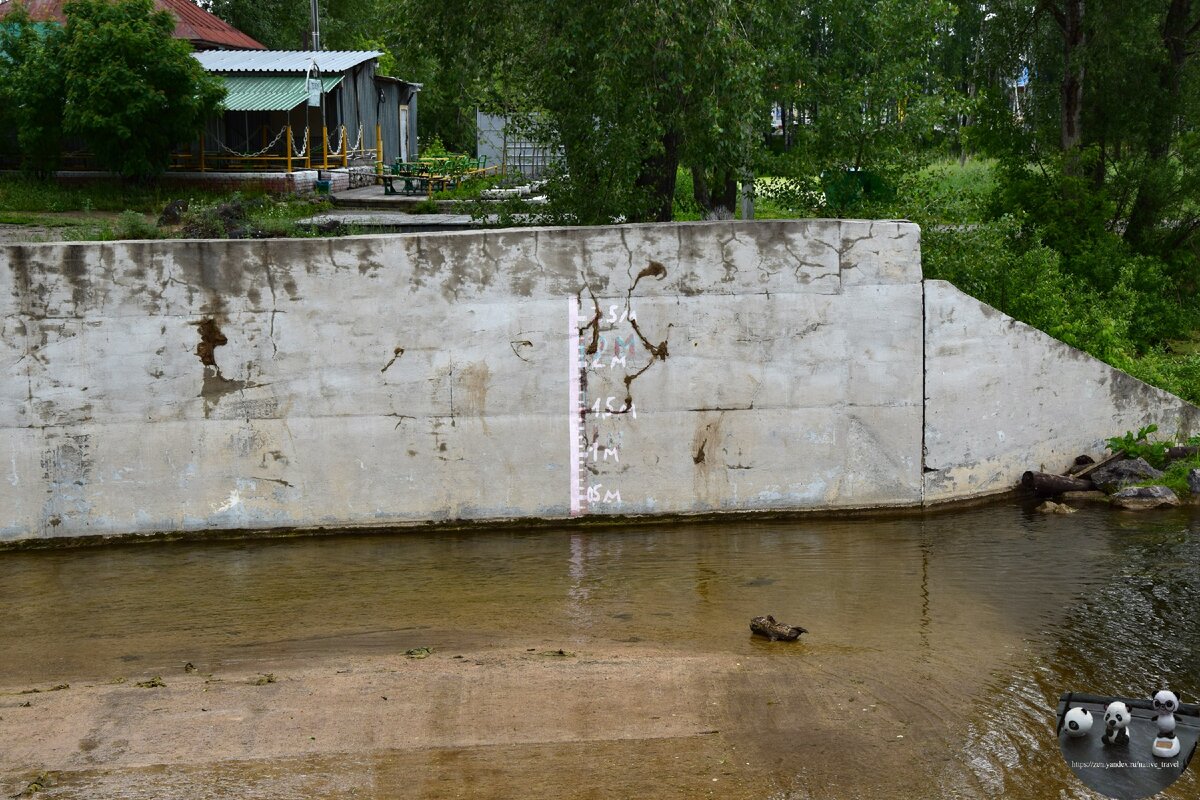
[1,223,1196,542]
[0,221,923,541]
[923,280,1200,503]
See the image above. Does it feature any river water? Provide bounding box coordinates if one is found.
[2,501,1198,798]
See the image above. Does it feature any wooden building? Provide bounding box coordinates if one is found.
[191,50,420,172]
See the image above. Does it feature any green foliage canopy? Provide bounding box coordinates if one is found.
[0,6,67,176]
[60,0,226,179]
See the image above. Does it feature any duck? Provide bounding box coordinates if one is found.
[750,615,808,642]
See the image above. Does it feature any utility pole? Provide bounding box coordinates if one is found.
[310,0,321,50]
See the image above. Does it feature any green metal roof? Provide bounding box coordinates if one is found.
[217,75,344,112]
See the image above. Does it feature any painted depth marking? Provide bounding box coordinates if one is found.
[567,298,585,516]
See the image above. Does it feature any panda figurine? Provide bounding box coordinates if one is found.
[1102,700,1131,746]
[1152,690,1181,758]
[1064,706,1094,738]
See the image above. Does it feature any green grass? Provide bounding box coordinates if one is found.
[0,211,108,227]
[1124,350,1200,406]
[1134,455,1200,496]
[0,176,230,214]
[892,158,997,225]
[431,175,501,201]
[0,179,330,240]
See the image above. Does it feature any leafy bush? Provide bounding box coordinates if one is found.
[894,159,997,225]
[112,211,159,239]
[923,215,1134,361]
[1106,424,1172,468]
[918,157,1200,404]
[432,175,499,201]
[420,135,452,158]
[1125,351,1200,406]
[178,204,227,238]
[672,167,700,218]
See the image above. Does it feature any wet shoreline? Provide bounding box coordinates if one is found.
[3,502,1197,798]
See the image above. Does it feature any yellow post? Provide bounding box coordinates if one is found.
[286,125,293,173]
[376,123,383,168]
[322,126,329,170]
[341,125,348,167]
[199,132,206,172]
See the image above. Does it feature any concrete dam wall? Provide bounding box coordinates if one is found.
[2,220,1197,543]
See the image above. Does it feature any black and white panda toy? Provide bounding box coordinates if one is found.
[1064,706,1094,738]
[1102,700,1131,746]
[1152,690,1181,758]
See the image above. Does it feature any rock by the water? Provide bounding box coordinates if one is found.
[1189,468,1200,495]
[1036,500,1078,514]
[1060,490,1110,504]
[1067,455,1096,475]
[1110,485,1180,510]
[1090,457,1164,493]
[750,615,807,642]
[157,199,188,226]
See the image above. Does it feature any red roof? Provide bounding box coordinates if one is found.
[0,0,266,50]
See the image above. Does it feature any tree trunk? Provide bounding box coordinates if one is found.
[1125,0,1192,249]
[1021,471,1094,496]
[1056,0,1086,155]
[635,129,681,223]
[692,166,738,218]
[691,165,712,211]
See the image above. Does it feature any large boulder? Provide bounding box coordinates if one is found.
[1110,485,1180,511]
[1060,490,1110,504]
[1090,457,1164,493]
[1189,469,1200,496]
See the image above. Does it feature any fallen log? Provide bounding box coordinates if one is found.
[1022,471,1094,497]
[750,615,807,642]
[1071,452,1123,480]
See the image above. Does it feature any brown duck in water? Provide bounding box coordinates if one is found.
[750,615,807,642]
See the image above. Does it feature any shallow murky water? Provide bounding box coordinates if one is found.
[2,502,1198,798]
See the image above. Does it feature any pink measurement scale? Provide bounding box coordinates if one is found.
[567,298,587,515]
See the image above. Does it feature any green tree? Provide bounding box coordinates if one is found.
[761,0,961,214]
[393,0,765,223]
[207,0,379,51]
[60,0,226,179]
[977,0,1200,296]
[535,0,765,223]
[0,6,66,176]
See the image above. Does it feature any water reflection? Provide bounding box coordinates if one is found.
[0,502,1197,798]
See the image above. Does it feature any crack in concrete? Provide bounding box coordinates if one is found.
[263,257,279,359]
[386,413,416,430]
[619,228,635,275]
[381,347,405,373]
[509,339,534,362]
[838,223,875,273]
[577,283,603,356]
[718,232,739,283]
[251,475,294,488]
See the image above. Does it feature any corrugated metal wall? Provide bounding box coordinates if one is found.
[198,59,421,169]
[476,110,560,178]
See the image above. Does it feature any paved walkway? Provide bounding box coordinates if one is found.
[330,185,455,211]
[298,210,486,232]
